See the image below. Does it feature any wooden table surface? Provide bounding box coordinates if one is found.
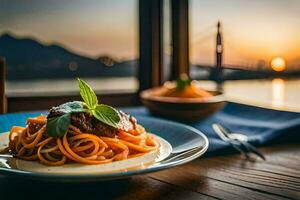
[1,144,299,200]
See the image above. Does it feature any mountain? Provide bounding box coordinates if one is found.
[0,33,136,80]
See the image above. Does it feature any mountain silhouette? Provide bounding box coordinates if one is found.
[0,33,136,80]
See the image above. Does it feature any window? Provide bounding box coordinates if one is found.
[0,0,138,96]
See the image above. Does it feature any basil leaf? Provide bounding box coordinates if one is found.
[50,101,85,115]
[176,74,191,91]
[62,101,85,113]
[46,113,71,137]
[92,104,120,128]
[77,78,98,109]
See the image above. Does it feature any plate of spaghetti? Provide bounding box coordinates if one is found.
[0,79,208,181]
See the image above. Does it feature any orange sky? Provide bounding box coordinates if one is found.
[190,0,300,69]
[0,0,138,60]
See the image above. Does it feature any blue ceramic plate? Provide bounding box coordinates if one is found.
[0,116,208,182]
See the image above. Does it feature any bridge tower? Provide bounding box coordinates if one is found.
[210,21,223,91]
[216,21,223,70]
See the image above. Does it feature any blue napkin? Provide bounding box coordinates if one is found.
[123,103,300,153]
[1,102,300,153]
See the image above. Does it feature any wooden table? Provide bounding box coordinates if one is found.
[1,144,299,200]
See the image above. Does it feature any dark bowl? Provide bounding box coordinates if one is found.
[140,87,226,122]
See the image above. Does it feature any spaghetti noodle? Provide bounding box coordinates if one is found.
[8,115,159,166]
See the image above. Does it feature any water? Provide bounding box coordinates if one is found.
[6,77,300,112]
[199,78,300,112]
[6,77,138,97]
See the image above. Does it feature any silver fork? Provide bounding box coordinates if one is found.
[212,123,265,160]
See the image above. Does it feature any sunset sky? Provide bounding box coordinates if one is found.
[190,0,300,69]
[0,0,138,60]
[0,0,300,69]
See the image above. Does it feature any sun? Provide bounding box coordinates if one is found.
[271,57,286,72]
